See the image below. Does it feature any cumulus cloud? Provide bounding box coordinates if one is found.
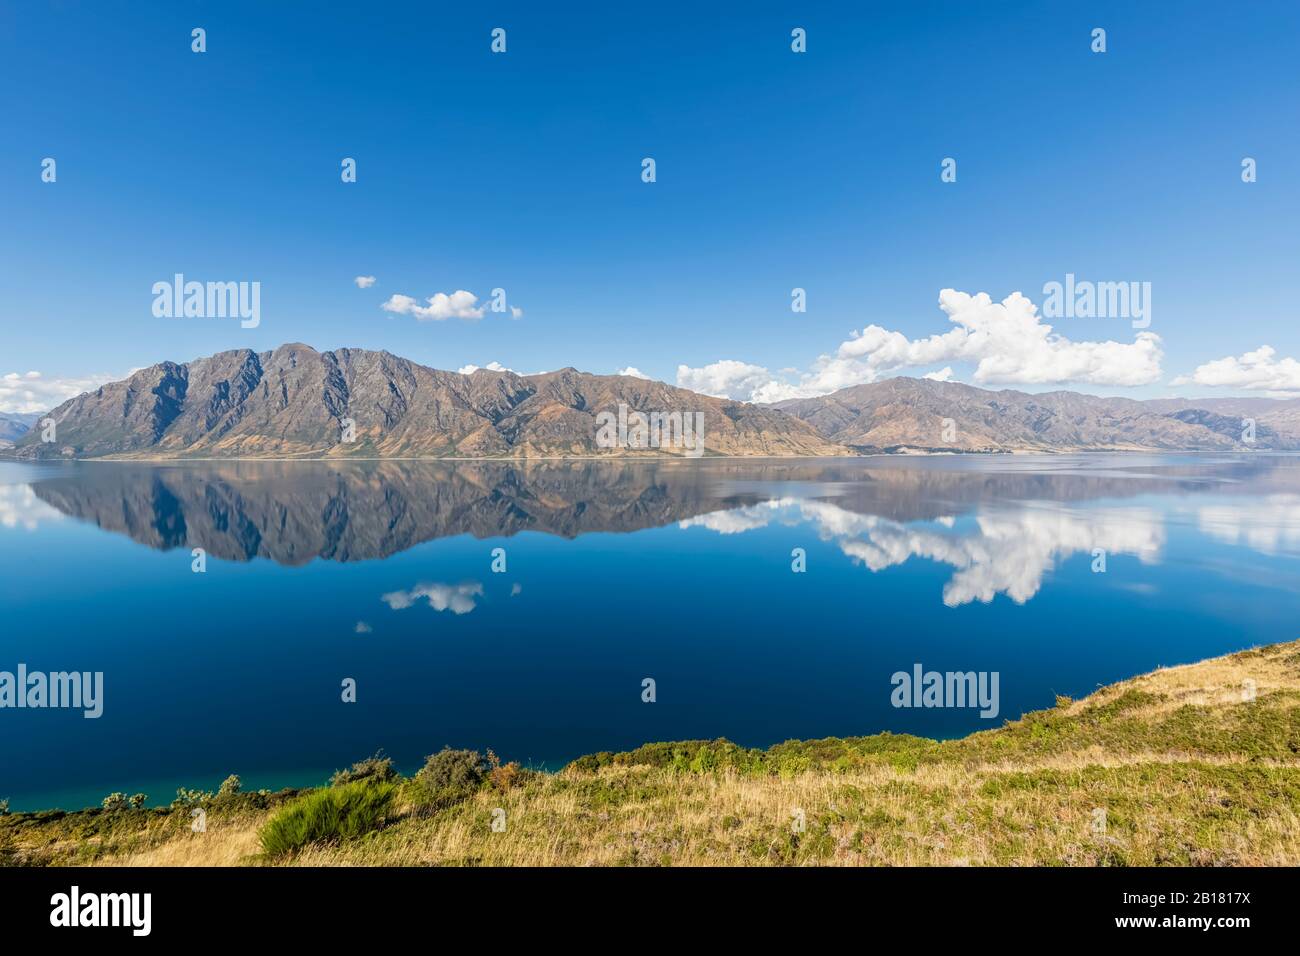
[1172,346,1300,394]
[382,290,487,321]
[0,370,118,415]
[675,360,775,402]
[457,361,514,375]
[922,367,954,382]
[617,366,651,379]
[354,275,376,289]
[381,581,484,615]
[458,361,552,377]
[676,289,1164,402]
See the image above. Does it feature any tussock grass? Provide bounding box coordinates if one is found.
[259,782,397,858]
[4,641,1300,867]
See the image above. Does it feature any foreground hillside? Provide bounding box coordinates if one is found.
[3,641,1299,867]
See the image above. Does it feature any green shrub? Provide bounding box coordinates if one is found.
[0,798,9,816]
[330,752,397,787]
[259,781,396,858]
[411,748,488,811]
[171,786,214,809]
[217,775,241,798]
[100,792,147,812]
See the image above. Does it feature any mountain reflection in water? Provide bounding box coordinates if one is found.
[16,455,1300,607]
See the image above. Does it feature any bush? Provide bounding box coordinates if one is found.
[486,750,534,793]
[217,775,241,798]
[102,792,148,812]
[0,798,9,816]
[259,781,396,858]
[330,752,397,787]
[411,748,488,811]
[489,761,524,793]
[171,787,213,809]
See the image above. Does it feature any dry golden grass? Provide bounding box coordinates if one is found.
[5,640,1299,867]
[103,814,266,867]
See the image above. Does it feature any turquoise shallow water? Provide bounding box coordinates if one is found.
[2,454,1298,811]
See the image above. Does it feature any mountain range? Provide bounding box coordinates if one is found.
[0,411,39,447]
[5,343,1299,458]
[772,378,1300,452]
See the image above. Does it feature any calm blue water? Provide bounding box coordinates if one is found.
[2,454,1298,811]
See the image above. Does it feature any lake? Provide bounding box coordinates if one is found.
[2,454,1298,811]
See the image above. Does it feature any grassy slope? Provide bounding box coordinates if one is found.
[4,641,1300,867]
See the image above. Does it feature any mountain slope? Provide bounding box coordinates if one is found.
[0,412,38,446]
[9,346,1299,458]
[771,377,1299,452]
[8,344,846,459]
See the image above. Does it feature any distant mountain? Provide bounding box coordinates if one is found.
[0,411,39,447]
[1140,395,1300,442]
[7,344,845,459]
[7,345,1298,458]
[770,378,1300,452]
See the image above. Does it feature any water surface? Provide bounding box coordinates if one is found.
[2,454,1298,811]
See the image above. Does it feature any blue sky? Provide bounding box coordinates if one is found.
[3,0,1299,412]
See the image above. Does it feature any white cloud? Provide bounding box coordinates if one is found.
[1172,346,1300,394]
[922,367,954,382]
[354,621,373,634]
[0,370,119,414]
[617,366,651,379]
[675,360,774,402]
[381,581,483,615]
[382,290,486,321]
[354,275,376,289]
[676,289,1164,402]
[510,306,524,319]
[457,361,513,375]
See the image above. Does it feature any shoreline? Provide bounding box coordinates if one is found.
[1,639,1285,818]
[2,447,1288,465]
[5,638,1296,866]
